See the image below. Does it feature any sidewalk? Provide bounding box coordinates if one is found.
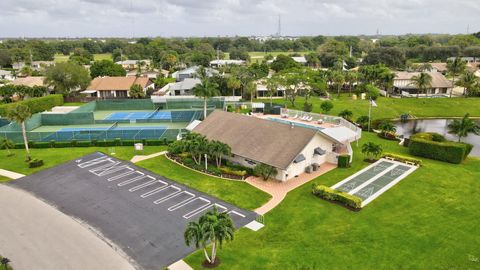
[130,151,167,163]
[0,169,25,179]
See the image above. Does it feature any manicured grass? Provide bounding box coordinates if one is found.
[54,53,112,63]
[0,146,167,176]
[136,155,271,210]
[0,175,11,183]
[63,102,87,106]
[260,94,480,119]
[185,132,480,269]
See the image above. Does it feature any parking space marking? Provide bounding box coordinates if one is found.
[128,180,159,192]
[107,169,136,181]
[77,156,109,168]
[155,190,194,205]
[227,210,246,218]
[141,185,180,198]
[117,174,151,186]
[185,203,228,220]
[182,198,211,219]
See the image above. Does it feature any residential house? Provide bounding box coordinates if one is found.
[393,71,453,97]
[115,60,151,70]
[255,80,285,98]
[0,70,14,81]
[12,61,54,71]
[11,76,46,87]
[209,59,246,68]
[171,66,218,82]
[153,78,201,96]
[447,57,479,63]
[193,110,357,181]
[83,76,154,98]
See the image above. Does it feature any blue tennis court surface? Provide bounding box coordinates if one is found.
[41,126,169,142]
[105,111,172,121]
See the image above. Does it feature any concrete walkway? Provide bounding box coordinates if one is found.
[246,163,337,215]
[168,260,194,270]
[0,184,135,270]
[130,151,167,163]
[0,169,25,179]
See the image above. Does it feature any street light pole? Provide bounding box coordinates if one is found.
[204,153,208,171]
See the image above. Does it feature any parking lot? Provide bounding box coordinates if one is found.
[12,152,257,269]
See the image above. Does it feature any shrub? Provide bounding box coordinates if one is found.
[76,141,91,147]
[114,138,121,146]
[382,153,423,166]
[33,142,50,148]
[54,141,71,148]
[431,133,446,142]
[219,167,247,177]
[312,184,362,209]
[121,140,135,146]
[0,94,64,116]
[337,155,350,168]
[71,139,77,147]
[253,163,278,180]
[320,100,333,114]
[145,139,164,146]
[28,159,44,168]
[409,132,472,164]
[303,102,313,112]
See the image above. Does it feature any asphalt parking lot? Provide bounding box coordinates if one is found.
[11,152,257,269]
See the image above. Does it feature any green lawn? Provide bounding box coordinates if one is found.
[136,155,271,210]
[185,132,480,269]
[63,102,87,106]
[260,94,480,119]
[0,175,11,183]
[54,53,113,63]
[0,146,167,176]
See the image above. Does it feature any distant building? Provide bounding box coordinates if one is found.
[255,80,285,98]
[393,72,453,97]
[83,76,154,98]
[171,66,218,82]
[447,57,479,63]
[11,76,46,87]
[0,70,14,81]
[115,60,151,70]
[153,78,201,97]
[12,61,54,71]
[209,59,246,68]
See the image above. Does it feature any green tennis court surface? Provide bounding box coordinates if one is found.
[332,159,418,207]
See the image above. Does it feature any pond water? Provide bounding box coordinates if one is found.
[394,119,480,157]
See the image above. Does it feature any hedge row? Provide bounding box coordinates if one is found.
[13,138,170,149]
[382,153,423,166]
[408,132,472,164]
[312,184,362,209]
[0,95,64,116]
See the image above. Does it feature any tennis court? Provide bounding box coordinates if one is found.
[332,159,418,207]
[105,111,172,121]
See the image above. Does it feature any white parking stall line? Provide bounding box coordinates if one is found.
[227,210,246,218]
[155,191,195,205]
[77,156,109,168]
[141,185,180,198]
[184,203,228,220]
[117,174,150,186]
[163,192,196,209]
[182,198,211,219]
[107,169,136,182]
[128,180,159,192]
[88,160,123,176]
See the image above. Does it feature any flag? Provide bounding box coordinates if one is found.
[370,99,378,107]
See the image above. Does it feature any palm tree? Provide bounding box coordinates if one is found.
[0,137,15,156]
[193,78,220,119]
[456,71,479,96]
[226,76,240,97]
[447,57,467,98]
[184,207,235,265]
[338,109,353,122]
[208,140,231,168]
[361,142,383,161]
[378,121,397,136]
[447,113,480,142]
[6,104,32,160]
[410,72,432,98]
[245,81,256,106]
[266,77,280,106]
[344,71,357,96]
[332,71,345,98]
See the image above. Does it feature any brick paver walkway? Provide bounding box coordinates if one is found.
[246,163,337,215]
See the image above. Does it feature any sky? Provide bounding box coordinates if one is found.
[0,0,479,38]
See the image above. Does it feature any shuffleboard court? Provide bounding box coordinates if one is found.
[10,152,257,269]
[332,158,418,207]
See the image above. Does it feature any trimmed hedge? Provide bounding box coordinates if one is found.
[337,154,350,168]
[408,132,472,164]
[28,159,44,168]
[0,95,64,116]
[219,167,247,177]
[382,153,422,166]
[312,184,362,209]
[11,138,170,149]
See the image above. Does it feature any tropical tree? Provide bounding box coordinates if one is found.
[378,121,397,136]
[193,78,220,119]
[6,104,32,160]
[410,72,432,98]
[447,113,480,142]
[265,76,280,106]
[320,100,334,114]
[90,60,126,78]
[331,70,345,98]
[245,81,256,105]
[253,163,278,181]
[208,140,231,168]
[356,115,370,130]
[128,84,145,99]
[361,142,383,161]
[338,109,353,122]
[344,71,357,96]
[456,71,479,96]
[184,207,235,265]
[185,133,209,165]
[44,62,91,95]
[447,57,466,98]
[0,137,15,156]
[226,76,241,97]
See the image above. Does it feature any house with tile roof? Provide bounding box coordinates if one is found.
[393,71,453,97]
[82,76,154,98]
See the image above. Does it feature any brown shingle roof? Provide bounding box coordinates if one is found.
[394,72,453,88]
[87,76,152,91]
[193,110,318,169]
[11,76,46,87]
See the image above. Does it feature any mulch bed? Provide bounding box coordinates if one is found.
[202,257,221,268]
[167,154,248,180]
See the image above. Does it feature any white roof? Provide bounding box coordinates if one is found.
[252,102,265,109]
[169,78,201,91]
[291,56,307,63]
[186,120,202,131]
[210,60,245,65]
[0,70,12,75]
[80,90,97,94]
[320,126,358,143]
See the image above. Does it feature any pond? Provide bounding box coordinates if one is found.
[394,118,480,157]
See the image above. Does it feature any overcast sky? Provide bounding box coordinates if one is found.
[0,0,479,38]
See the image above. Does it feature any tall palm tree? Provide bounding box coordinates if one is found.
[245,81,256,106]
[193,78,220,120]
[456,71,479,96]
[332,71,345,98]
[378,121,397,136]
[361,142,383,161]
[6,104,32,160]
[447,113,480,142]
[447,57,466,98]
[344,71,357,96]
[266,77,280,106]
[226,76,240,97]
[410,72,432,98]
[184,207,235,265]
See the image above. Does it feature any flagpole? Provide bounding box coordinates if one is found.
[368,98,372,132]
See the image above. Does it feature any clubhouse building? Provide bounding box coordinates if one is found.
[193,110,358,181]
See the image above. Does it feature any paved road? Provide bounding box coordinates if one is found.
[0,184,136,270]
